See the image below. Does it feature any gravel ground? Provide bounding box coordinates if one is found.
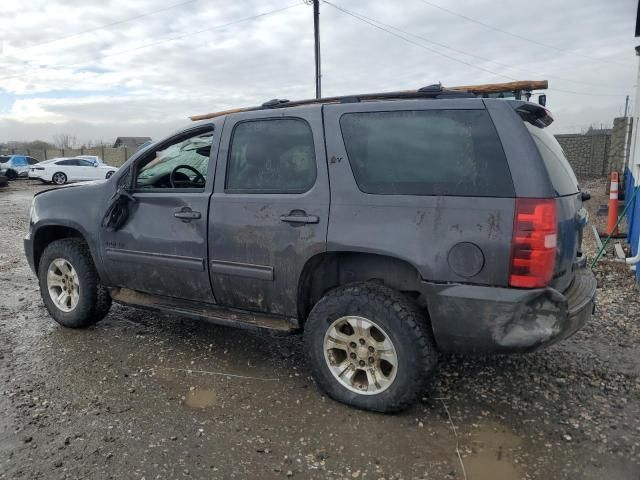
[0,179,639,479]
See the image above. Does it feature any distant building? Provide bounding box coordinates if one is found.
[113,137,152,150]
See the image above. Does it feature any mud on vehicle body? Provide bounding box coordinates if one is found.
[24,88,596,412]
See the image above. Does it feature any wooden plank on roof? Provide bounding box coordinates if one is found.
[190,80,549,121]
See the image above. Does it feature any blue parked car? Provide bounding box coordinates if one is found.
[0,155,40,180]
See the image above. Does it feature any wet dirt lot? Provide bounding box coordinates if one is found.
[1,179,639,479]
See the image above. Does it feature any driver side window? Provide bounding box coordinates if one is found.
[135,127,213,189]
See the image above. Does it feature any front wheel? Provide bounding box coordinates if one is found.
[304,282,438,412]
[52,172,67,185]
[38,238,112,328]
[6,170,17,180]
[105,171,114,179]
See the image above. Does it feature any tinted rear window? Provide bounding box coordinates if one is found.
[525,123,579,196]
[339,109,514,197]
[226,118,316,194]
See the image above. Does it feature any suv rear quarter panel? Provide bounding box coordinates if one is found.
[484,99,555,198]
[323,99,515,287]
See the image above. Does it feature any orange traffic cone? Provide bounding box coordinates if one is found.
[607,171,619,236]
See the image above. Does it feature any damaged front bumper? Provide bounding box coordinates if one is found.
[423,266,597,354]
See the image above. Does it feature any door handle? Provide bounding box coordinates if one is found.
[279,211,320,224]
[174,207,201,222]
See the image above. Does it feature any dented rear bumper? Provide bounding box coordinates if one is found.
[423,267,597,353]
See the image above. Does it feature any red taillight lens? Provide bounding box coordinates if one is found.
[509,198,557,288]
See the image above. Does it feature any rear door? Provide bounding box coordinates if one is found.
[208,107,329,317]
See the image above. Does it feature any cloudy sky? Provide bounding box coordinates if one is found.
[0,0,637,145]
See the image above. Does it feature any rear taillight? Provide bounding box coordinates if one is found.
[509,198,557,288]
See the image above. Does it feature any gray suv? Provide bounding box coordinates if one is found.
[24,89,596,412]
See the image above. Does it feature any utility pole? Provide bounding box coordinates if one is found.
[313,0,321,99]
[624,94,630,117]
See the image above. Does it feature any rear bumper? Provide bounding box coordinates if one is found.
[424,267,597,353]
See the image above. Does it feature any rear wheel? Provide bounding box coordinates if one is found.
[6,170,17,180]
[38,238,111,328]
[105,171,114,179]
[304,282,438,412]
[52,172,67,185]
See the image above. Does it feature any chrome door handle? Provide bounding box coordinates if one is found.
[174,207,201,222]
[280,213,320,224]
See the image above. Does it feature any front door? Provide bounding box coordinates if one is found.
[208,109,329,317]
[100,124,218,303]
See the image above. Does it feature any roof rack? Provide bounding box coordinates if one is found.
[190,80,548,121]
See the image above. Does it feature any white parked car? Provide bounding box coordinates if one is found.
[29,157,117,185]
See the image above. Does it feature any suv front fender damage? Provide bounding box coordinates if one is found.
[422,267,597,353]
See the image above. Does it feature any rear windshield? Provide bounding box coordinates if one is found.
[525,123,579,196]
[339,109,514,197]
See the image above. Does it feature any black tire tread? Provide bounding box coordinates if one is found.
[38,238,111,328]
[304,282,438,413]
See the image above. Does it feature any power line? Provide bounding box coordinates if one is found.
[327,1,627,90]
[324,1,627,98]
[0,3,301,83]
[15,0,203,51]
[323,1,517,81]
[417,0,628,68]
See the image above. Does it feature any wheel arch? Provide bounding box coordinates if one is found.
[297,251,426,325]
[32,223,98,275]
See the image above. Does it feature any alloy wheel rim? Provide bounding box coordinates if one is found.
[47,258,79,312]
[323,315,398,395]
[53,174,65,184]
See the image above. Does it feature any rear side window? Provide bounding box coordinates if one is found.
[226,118,316,194]
[0,156,9,163]
[524,123,579,196]
[339,110,514,197]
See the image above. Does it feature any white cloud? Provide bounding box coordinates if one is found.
[0,0,637,143]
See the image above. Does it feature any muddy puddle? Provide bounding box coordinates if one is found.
[185,388,217,408]
[463,423,523,480]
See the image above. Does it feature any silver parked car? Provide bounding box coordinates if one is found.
[0,155,40,180]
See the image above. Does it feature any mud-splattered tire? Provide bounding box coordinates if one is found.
[38,238,111,328]
[304,282,438,413]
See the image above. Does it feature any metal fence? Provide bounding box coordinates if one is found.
[1,146,134,167]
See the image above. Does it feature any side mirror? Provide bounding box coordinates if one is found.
[538,94,547,107]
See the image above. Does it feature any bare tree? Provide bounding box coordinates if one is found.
[52,133,77,149]
[81,139,112,148]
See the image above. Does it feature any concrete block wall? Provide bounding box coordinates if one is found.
[555,133,611,177]
[553,117,632,178]
[608,117,632,174]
